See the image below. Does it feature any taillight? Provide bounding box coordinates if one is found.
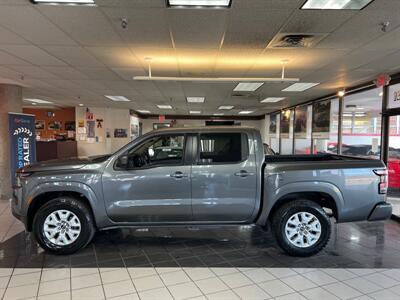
[373,169,388,194]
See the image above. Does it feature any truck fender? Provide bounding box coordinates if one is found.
[256,181,345,225]
[28,181,107,228]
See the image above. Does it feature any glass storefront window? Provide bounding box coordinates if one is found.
[280,109,294,154]
[340,88,382,158]
[294,105,312,154]
[312,99,339,154]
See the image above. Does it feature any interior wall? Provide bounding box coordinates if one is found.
[140,118,265,141]
[75,107,130,156]
[23,107,75,139]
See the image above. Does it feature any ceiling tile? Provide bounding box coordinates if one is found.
[8,65,60,79]
[0,45,67,66]
[43,46,104,67]
[37,6,123,46]
[85,46,141,67]
[0,6,77,46]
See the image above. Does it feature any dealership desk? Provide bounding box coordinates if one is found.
[36,140,77,161]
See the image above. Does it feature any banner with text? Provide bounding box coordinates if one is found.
[8,113,36,185]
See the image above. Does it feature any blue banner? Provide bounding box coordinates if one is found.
[8,113,36,185]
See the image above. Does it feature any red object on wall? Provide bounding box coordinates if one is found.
[375,74,391,87]
[159,115,165,122]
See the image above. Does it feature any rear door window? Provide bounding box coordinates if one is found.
[198,132,248,164]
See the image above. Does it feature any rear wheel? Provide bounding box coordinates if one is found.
[272,200,331,257]
[33,196,95,255]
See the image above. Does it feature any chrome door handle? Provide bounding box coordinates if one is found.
[170,171,188,179]
[234,170,254,177]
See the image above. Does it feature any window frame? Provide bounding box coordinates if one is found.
[114,133,188,171]
[194,132,249,165]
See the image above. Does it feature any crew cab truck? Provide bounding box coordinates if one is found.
[12,127,392,256]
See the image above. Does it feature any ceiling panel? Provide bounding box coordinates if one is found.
[0,45,67,66]
[111,67,147,80]
[85,46,141,67]
[0,6,77,46]
[8,66,60,79]
[168,10,227,49]
[42,66,89,80]
[37,6,123,46]
[102,7,173,48]
[98,0,165,8]
[43,46,104,67]
[0,26,29,45]
[0,50,31,66]
[76,67,122,80]
[222,9,292,49]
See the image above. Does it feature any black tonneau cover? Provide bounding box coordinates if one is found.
[264,153,371,163]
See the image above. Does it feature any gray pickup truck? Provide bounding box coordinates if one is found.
[12,127,392,256]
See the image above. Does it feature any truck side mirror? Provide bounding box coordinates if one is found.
[116,155,128,168]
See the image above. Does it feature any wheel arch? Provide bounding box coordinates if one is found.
[26,183,100,231]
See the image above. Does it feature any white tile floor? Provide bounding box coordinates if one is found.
[1,201,400,299]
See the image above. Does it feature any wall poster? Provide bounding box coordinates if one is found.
[388,83,400,109]
[312,100,331,139]
[280,110,291,138]
[8,113,36,186]
[294,105,308,139]
[269,114,277,135]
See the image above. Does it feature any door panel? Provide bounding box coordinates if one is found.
[191,132,257,222]
[102,165,192,223]
[102,133,192,223]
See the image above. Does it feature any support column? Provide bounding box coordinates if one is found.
[0,84,22,199]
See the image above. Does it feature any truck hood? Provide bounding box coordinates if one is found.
[20,155,111,173]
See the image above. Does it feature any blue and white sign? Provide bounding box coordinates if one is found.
[8,112,36,185]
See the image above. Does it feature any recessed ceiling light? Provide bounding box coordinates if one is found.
[282,83,319,92]
[301,0,374,10]
[234,82,264,92]
[190,110,201,114]
[24,98,53,104]
[238,110,254,115]
[218,105,234,110]
[32,0,95,4]
[79,103,84,107]
[157,105,173,109]
[105,95,130,102]
[187,97,205,103]
[167,0,231,8]
[337,90,345,97]
[260,97,285,103]
[137,110,151,114]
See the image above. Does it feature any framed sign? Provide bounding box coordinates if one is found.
[388,83,400,109]
[312,100,331,139]
[294,105,307,139]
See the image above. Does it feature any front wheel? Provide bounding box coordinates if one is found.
[272,200,331,257]
[33,197,95,255]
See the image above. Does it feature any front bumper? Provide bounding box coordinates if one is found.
[368,202,392,221]
[11,190,28,230]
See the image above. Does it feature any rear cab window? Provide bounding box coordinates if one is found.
[197,132,249,164]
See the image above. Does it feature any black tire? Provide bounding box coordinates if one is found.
[271,199,331,257]
[33,196,95,255]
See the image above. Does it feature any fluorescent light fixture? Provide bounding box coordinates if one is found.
[301,0,373,10]
[261,97,285,103]
[187,97,205,103]
[32,103,37,106]
[157,105,173,109]
[282,82,319,92]
[105,95,130,102]
[189,110,201,114]
[24,98,53,104]
[167,0,231,7]
[234,82,264,92]
[137,110,151,114]
[32,0,95,4]
[213,113,224,116]
[218,105,234,110]
[239,110,254,115]
[79,104,84,107]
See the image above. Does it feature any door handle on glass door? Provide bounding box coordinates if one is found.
[170,171,188,179]
[234,170,254,177]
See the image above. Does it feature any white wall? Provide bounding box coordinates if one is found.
[140,118,265,139]
[75,107,130,156]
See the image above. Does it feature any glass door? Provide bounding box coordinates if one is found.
[388,115,400,218]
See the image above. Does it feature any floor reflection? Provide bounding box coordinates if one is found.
[1,219,400,269]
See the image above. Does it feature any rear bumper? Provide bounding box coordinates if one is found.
[368,202,392,221]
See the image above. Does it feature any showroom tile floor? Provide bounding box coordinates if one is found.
[1,200,400,299]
